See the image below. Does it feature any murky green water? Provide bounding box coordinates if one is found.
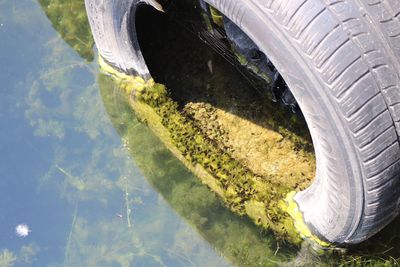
[1,0,400,266]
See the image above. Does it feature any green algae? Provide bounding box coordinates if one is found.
[98,63,400,265]
[96,1,321,246]
[98,73,301,266]
[209,6,224,27]
[182,102,315,191]
[104,71,302,244]
[283,192,330,247]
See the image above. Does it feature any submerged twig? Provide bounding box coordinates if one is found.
[64,201,78,267]
[274,242,280,256]
[123,176,132,228]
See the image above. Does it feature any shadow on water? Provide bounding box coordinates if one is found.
[136,2,312,145]
[36,0,400,265]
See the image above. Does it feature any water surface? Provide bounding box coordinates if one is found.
[0,0,230,265]
[1,0,400,266]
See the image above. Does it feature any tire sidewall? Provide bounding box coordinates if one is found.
[205,0,365,243]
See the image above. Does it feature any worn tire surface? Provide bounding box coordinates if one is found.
[204,0,400,244]
[84,0,151,78]
[85,0,400,244]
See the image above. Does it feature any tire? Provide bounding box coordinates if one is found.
[205,0,400,244]
[85,0,151,79]
[85,0,400,245]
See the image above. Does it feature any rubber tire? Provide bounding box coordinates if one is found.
[85,0,151,79]
[204,0,400,244]
[85,0,400,244]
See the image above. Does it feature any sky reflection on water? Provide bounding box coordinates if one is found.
[3,0,400,266]
[0,0,232,265]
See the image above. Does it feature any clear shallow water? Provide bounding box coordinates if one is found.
[0,0,292,266]
[1,0,400,266]
[0,0,230,265]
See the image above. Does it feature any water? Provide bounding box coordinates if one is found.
[0,0,230,265]
[1,0,400,266]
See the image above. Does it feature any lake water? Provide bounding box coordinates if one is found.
[1,0,400,266]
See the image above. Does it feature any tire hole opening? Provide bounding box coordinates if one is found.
[134,2,316,191]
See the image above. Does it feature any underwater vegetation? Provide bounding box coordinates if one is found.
[18,0,400,265]
[38,0,94,61]
[131,80,304,244]
[99,53,400,266]
[99,71,400,266]
[0,244,40,267]
[99,74,297,266]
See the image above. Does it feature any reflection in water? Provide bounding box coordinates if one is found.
[1,0,229,266]
[0,0,399,266]
[21,18,229,267]
[38,0,94,61]
[0,244,39,267]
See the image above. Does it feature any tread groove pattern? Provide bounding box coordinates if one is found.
[249,0,400,243]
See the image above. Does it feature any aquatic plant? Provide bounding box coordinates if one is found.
[0,250,16,267]
[0,245,40,267]
[38,0,94,61]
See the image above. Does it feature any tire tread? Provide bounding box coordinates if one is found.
[250,0,400,243]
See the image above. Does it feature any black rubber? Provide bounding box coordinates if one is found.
[85,0,151,78]
[204,0,400,244]
[85,0,400,245]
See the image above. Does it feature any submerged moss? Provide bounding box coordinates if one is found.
[183,102,315,191]
[98,74,302,266]
[108,76,300,243]
[94,33,340,247]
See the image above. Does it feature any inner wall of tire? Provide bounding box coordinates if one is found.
[204,0,364,244]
